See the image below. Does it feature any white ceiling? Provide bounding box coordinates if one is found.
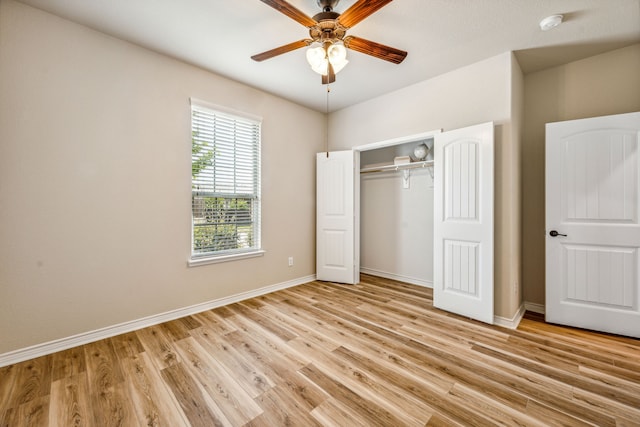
[16,0,640,112]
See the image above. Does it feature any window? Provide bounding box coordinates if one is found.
[190,99,262,264]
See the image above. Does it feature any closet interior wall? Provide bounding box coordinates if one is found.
[359,140,434,287]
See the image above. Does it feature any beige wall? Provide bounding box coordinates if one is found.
[509,54,524,310]
[329,52,523,319]
[328,53,512,150]
[0,0,325,354]
[522,44,640,306]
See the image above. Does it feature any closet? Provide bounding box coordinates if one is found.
[317,122,494,324]
[358,137,435,287]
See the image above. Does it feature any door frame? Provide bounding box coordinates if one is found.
[353,129,443,287]
[352,130,443,153]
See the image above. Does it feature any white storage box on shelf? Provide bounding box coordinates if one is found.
[394,156,411,165]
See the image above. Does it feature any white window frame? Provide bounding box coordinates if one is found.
[188,98,264,267]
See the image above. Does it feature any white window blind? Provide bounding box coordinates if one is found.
[190,101,261,259]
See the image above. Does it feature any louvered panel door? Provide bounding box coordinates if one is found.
[546,112,640,338]
[434,122,494,324]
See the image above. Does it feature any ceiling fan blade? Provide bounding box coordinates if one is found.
[322,63,336,85]
[251,39,311,62]
[344,36,407,64]
[259,0,317,27]
[337,0,393,28]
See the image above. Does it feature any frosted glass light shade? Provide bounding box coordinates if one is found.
[327,44,348,73]
[327,44,346,61]
[306,47,326,67]
[311,58,329,75]
[306,43,348,76]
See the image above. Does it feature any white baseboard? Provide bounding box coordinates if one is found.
[0,275,315,368]
[494,303,526,330]
[524,302,545,314]
[360,267,433,288]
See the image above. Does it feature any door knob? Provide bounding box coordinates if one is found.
[549,230,567,237]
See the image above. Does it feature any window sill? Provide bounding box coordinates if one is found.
[187,250,265,267]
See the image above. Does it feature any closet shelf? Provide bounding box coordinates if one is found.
[360,159,434,174]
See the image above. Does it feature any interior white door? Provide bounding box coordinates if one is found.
[433,122,494,324]
[317,151,358,284]
[546,111,640,338]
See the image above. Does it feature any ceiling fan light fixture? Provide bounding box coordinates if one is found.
[327,43,346,61]
[312,58,330,75]
[327,43,349,73]
[306,43,348,76]
[306,46,329,75]
[330,57,348,74]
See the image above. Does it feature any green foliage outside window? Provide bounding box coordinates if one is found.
[191,130,214,181]
[192,196,254,254]
[191,113,257,256]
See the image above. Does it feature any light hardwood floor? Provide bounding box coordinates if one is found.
[1,274,639,426]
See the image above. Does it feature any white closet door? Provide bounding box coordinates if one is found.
[317,151,358,284]
[434,122,494,324]
[546,112,640,338]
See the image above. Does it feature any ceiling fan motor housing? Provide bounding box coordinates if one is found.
[309,17,346,42]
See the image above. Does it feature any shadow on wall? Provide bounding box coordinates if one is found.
[515,40,637,75]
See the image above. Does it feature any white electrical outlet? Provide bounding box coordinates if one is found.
[288,256,294,267]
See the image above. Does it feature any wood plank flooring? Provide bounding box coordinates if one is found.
[1,274,639,426]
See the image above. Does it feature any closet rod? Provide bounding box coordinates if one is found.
[360,159,434,174]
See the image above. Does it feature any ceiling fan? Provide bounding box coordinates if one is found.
[251,0,407,84]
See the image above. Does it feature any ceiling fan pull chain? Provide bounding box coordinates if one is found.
[326,84,331,157]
